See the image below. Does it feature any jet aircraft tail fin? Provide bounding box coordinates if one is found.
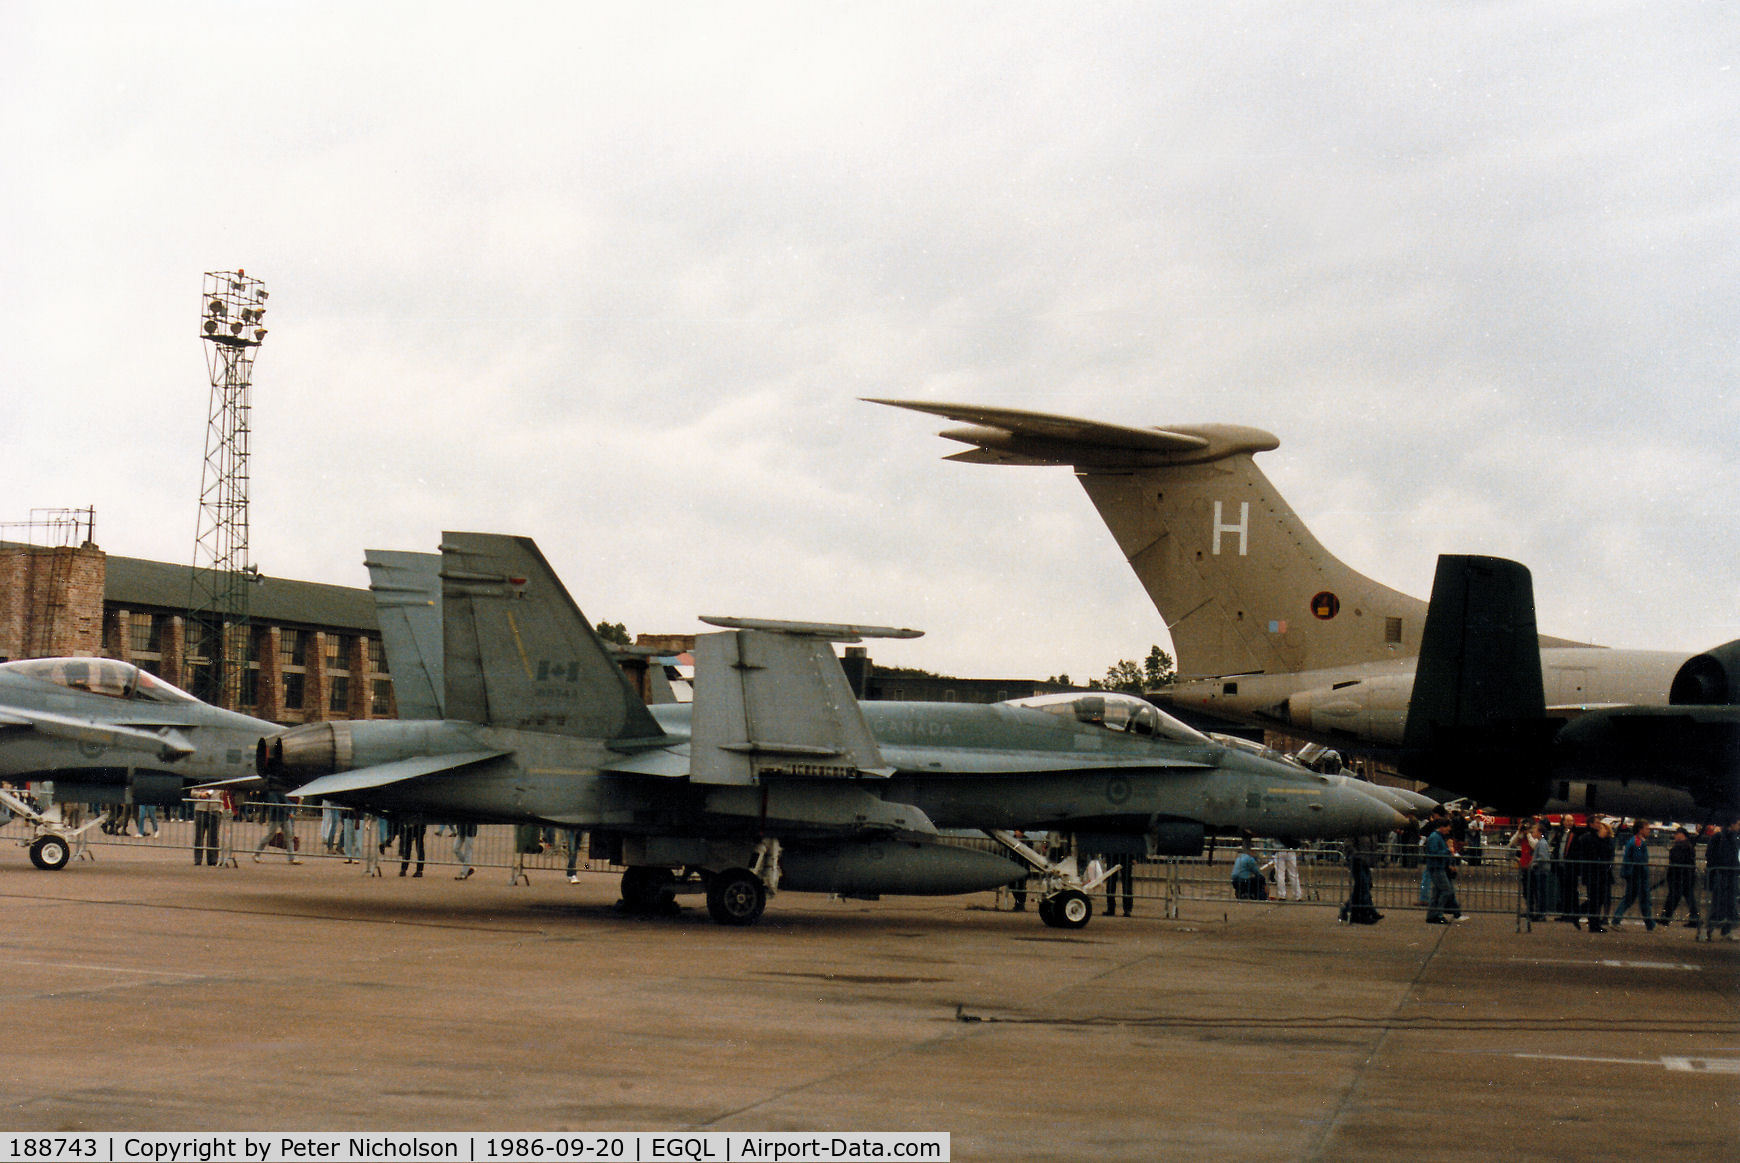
[1401,554,1553,812]
[364,550,445,720]
[438,532,665,743]
[873,399,1586,680]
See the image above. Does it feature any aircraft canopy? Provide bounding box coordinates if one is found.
[1005,691,1209,744]
[0,658,203,705]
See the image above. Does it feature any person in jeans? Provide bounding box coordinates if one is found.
[1424,818,1462,924]
[1611,819,1656,930]
[1658,827,1701,927]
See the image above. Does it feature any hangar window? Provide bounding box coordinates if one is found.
[129,613,164,655]
[1385,617,1403,645]
[282,671,305,710]
[325,633,350,673]
[371,678,394,716]
[280,629,307,668]
[367,637,388,673]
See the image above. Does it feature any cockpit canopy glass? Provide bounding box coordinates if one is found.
[1209,732,1305,769]
[1004,691,1209,744]
[0,658,201,704]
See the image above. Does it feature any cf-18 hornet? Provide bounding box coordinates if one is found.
[257,533,1405,928]
[0,658,270,868]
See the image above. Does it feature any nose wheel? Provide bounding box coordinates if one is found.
[1039,889,1092,930]
[989,830,1112,930]
[29,833,71,871]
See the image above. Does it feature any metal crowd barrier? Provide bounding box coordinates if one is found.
[7,805,1733,940]
[0,802,625,885]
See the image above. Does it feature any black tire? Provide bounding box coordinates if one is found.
[1037,896,1060,927]
[620,866,675,914]
[30,834,71,871]
[705,867,766,926]
[1052,890,1093,930]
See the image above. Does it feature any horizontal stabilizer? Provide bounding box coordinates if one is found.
[867,398,1278,468]
[289,750,509,799]
[691,626,891,785]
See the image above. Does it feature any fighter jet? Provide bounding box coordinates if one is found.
[873,399,1738,818]
[257,533,1404,928]
[0,657,271,868]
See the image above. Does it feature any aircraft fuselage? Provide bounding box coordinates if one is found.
[1160,646,1691,748]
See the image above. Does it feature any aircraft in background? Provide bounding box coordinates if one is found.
[874,398,1738,818]
[0,658,270,868]
[1403,554,1738,820]
[257,532,1405,928]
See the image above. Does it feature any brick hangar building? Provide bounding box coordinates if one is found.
[1,541,397,726]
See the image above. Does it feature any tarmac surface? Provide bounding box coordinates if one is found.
[3,843,1736,1160]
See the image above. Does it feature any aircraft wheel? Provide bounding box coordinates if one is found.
[30,834,71,871]
[706,867,767,926]
[1037,896,1060,927]
[1051,890,1092,930]
[620,866,675,914]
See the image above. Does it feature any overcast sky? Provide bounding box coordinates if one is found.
[3,3,1735,682]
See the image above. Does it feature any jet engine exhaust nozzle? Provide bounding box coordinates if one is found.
[258,721,355,779]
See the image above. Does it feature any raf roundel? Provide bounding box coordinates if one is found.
[1310,591,1341,620]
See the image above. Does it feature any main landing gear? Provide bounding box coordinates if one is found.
[991,830,1114,930]
[618,839,783,927]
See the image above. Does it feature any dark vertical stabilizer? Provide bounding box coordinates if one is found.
[1402,555,1551,812]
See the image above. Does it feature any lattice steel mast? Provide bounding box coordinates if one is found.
[189,270,268,706]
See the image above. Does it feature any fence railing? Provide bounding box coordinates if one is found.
[5,805,1730,939]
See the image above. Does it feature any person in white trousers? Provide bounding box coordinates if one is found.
[1272,842,1303,901]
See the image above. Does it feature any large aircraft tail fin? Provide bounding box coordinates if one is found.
[438,532,664,742]
[1401,554,1553,812]
[873,399,1582,680]
[364,550,445,720]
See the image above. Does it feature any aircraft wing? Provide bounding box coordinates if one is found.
[690,619,909,786]
[0,708,196,761]
[288,750,509,799]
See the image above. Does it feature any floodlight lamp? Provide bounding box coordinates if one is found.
[204,319,219,335]
[229,320,244,335]
[209,299,226,316]
[254,327,267,341]
[258,290,269,300]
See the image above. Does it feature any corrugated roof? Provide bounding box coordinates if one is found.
[105,555,379,632]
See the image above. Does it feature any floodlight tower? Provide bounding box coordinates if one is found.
[188,270,269,707]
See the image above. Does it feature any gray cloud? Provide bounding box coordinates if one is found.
[2,3,1734,681]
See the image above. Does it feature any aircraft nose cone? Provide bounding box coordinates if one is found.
[1344,785,1408,834]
